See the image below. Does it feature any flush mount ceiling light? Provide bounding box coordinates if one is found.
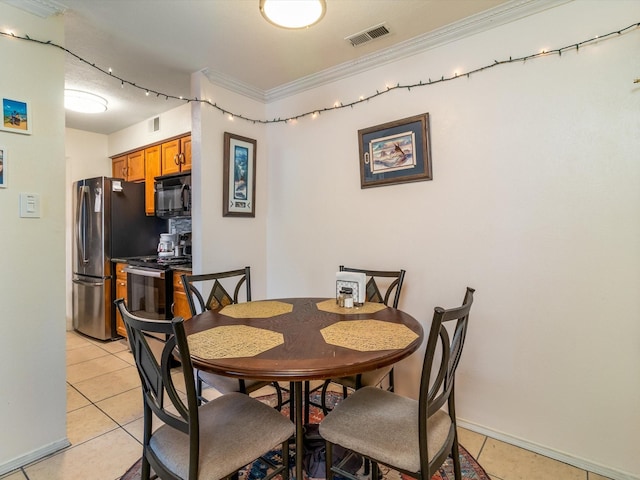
[64,89,108,113]
[260,0,326,29]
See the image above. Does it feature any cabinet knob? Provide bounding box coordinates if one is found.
[174,154,179,166]
[178,152,185,165]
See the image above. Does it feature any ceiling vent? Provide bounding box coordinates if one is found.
[345,23,390,47]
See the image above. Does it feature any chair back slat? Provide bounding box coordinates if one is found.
[339,265,406,308]
[181,267,251,316]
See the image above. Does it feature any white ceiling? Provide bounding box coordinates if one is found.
[8,0,559,134]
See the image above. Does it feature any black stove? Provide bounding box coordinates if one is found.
[127,255,191,270]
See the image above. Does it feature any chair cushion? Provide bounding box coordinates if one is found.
[319,386,451,474]
[198,370,269,394]
[149,392,294,480]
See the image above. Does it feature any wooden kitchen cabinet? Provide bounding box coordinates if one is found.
[127,150,145,182]
[112,155,127,179]
[172,269,192,320]
[111,151,145,182]
[111,133,191,214]
[144,145,161,215]
[161,135,191,175]
[181,136,192,171]
[114,263,129,338]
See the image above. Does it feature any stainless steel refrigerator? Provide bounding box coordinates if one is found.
[72,177,165,340]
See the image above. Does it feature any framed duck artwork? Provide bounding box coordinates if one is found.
[358,113,432,188]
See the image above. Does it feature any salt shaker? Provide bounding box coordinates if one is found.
[343,287,354,308]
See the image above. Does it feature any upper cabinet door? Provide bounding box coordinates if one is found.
[127,150,145,182]
[181,136,192,171]
[161,135,191,175]
[112,155,126,179]
[161,139,181,175]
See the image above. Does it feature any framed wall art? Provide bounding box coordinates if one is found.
[358,113,432,188]
[1,98,31,135]
[0,147,5,187]
[223,132,256,217]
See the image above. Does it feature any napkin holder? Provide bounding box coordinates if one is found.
[336,271,366,305]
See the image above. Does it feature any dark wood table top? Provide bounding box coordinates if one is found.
[183,297,423,382]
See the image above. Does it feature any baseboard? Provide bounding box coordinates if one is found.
[0,438,71,476]
[457,420,637,480]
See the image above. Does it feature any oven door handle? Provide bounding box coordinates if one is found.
[124,266,166,279]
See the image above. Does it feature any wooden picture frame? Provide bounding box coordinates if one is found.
[223,132,256,217]
[1,98,31,135]
[358,113,432,188]
[0,147,6,188]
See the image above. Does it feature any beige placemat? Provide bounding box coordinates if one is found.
[321,319,419,351]
[315,299,387,315]
[220,300,293,318]
[188,325,284,359]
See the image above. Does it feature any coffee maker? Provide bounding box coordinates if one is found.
[157,233,177,257]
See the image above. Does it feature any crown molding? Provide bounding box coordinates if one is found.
[207,0,571,104]
[2,0,67,17]
[201,68,267,103]
[265,0,571,102]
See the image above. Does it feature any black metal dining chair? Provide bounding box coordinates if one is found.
[317,265,406,414]
[180,267,284,408]
[114,298,294,480]
[319,287,475,480]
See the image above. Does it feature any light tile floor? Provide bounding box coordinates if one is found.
[0,331,613,480]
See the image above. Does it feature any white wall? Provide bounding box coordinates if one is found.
[190,73,269,299]
[65,128,110,182]
[263,1,639,478]
[0,4,68,473]
[108,103,191,156]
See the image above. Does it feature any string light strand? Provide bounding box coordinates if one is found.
[1,21,638,124]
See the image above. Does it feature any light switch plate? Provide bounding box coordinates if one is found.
[19,193,41,218]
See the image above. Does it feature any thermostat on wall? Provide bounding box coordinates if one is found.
[20,192,41,218]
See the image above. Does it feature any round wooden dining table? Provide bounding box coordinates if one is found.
[182,297,423,480]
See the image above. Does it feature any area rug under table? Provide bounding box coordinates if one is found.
[121,391,490,480]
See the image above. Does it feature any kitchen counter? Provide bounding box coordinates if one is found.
[111,256,192,271]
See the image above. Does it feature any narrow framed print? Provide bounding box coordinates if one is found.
[223,132,256,217]
[358,113,432,188]
[0,147,5,187]
[1,98,31,135]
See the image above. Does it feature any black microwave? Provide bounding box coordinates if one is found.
[154,172,191,218]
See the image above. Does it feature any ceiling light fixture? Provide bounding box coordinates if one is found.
[260,0,326,29]
[64,89,108,113]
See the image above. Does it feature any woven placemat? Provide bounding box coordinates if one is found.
[188,325,284,359]
[315,299,387,315]
[321,319,419,351]
[220,301,293,318]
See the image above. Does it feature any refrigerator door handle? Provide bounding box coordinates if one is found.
[76,185,90,264]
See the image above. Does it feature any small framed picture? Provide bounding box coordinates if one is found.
[1,98,31,135]
[358,113,432,188]
[0,147,5,187]
[223,132,256,217]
